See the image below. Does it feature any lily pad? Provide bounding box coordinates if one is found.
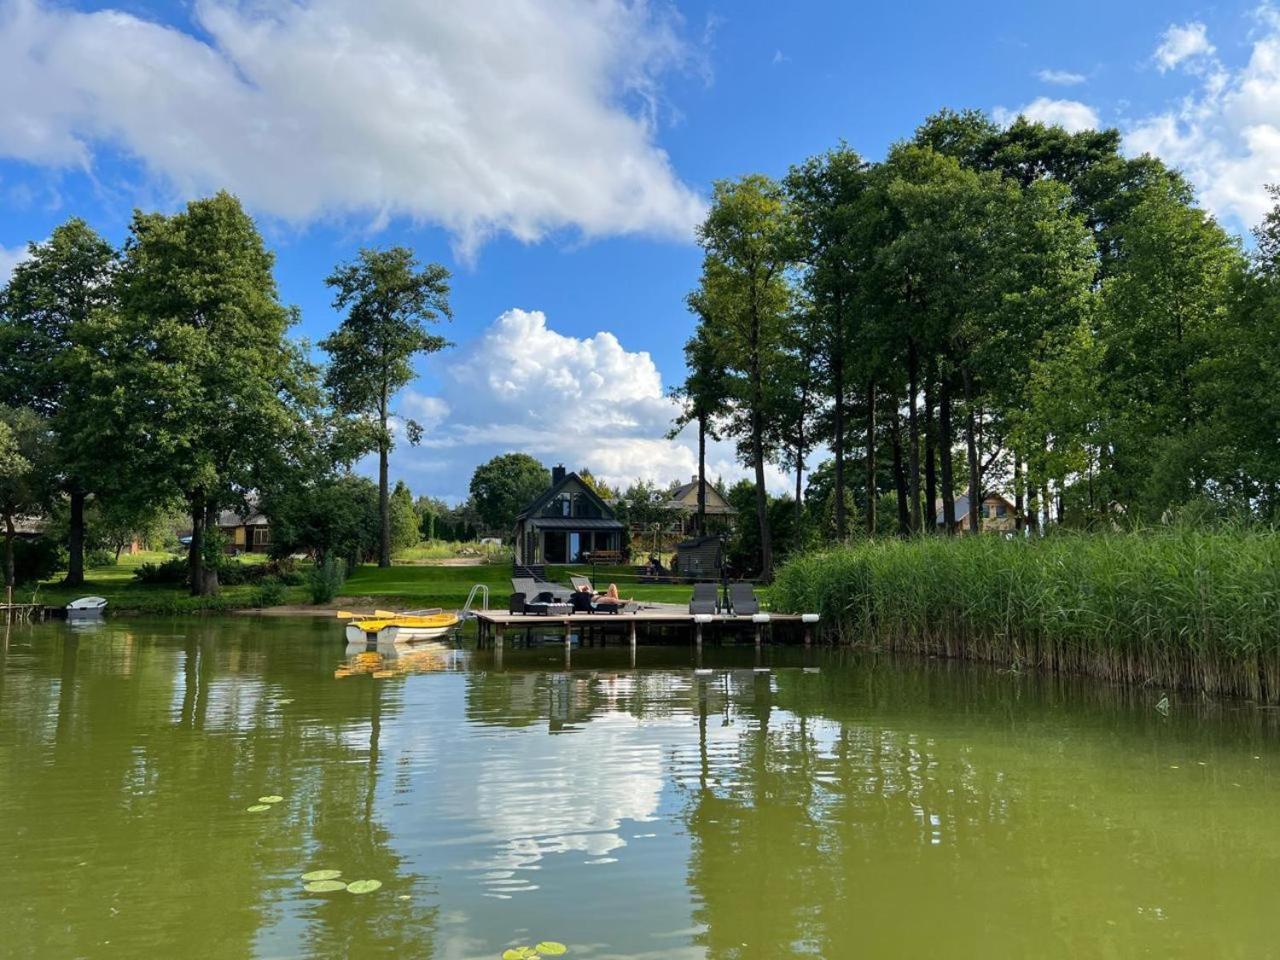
[300,869,342,882]
[303,880,347,893]
[346,879,382,895]
[258,795,284,804]
[536,943,567,956]
[246,804,272,812]
[502,949,539,960]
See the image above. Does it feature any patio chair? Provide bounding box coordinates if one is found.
[728,582,760,616]
[508,592,527,614]
[689,582,719,615]
[569,574,593,593]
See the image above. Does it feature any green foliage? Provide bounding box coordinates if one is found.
[468,453,549,534]
[264,473,381,566]
[390,480,420,552]
[12,537,64,584]
[307,556,347,604]
[133,556,191,585]
[85,548,117,568]
[774,529,1280,700]
[249,576,287,608]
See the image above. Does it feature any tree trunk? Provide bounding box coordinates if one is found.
[4,511,15,594]
[378,382,392,568]
[924,376,937,533]
[1014,457,1024,531]
[890,400,910,536]
[940,373,956,533]
[865,381,877,537]
[1027,481,1039,535]
[188,495,204,597]
[200,499,220,595]
[906,339,921,533]
[64,487,86,587]
[963,368,980,535]
[833,349,846,541]
[794,445,804,556]
[697,414,707,536]
[752,421,772,582]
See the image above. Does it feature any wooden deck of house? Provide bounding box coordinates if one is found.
[473,606,819,651]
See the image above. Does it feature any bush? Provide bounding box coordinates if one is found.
[308,556,347,604]
[133,556,190,585]
[86,548,117,568]
[12,537,65,584]
[249,576,287,608]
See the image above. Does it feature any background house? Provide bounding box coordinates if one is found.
[514,466,625,565]
[934,491,1020,534]
[663,475,735,535]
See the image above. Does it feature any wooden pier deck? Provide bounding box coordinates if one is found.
[472,607,819,653]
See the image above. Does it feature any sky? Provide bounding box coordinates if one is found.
[3,0,1279,502]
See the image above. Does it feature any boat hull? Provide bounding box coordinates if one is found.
[344,621,457,644]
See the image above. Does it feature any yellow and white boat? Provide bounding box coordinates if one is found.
[340,608,460,644]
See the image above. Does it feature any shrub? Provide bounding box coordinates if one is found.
[86,548,117,568]
[308,556,347,604]
[13,537,65,584]
[249,576,287,608]
[133,556,190,585]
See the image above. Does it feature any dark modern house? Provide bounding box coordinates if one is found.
[513,466,625,565]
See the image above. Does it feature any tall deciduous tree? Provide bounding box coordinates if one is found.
[689,175,795,581]
[669,322,730,536]
[113,192,311,595]
[0,219,118,585]
[468,453,550,536]
[0,407,49,597]
[322,248,451,567]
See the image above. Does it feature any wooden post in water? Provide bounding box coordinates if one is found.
[629,620,637,659]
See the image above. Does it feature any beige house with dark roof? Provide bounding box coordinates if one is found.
[663,475,735,534]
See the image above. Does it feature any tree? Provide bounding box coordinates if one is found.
[112,192,314,595]
[389,480,421,552]
[321,248,452,567]
[0,407,49,596]
[0,219,119,585]
[689,175,795,580]
[468,454,549,535]
[669,323,730,536]
[264,473,382,566]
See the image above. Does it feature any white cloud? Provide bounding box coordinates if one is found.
[1126,10,1280,229]
[993,97,1100,133]
[389,308,787,499]
[1036,68,1087,86]
[1154,21,1216,72]
[0,242,28,285]
[0,0,705,255]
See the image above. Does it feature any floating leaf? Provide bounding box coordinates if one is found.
[246,804,272,812]
[502,949,539,960]
[301,869,342,882]
[303,880,347,893]
[258,795,284,804]
[346,879,382,895]
[536,943,567,956]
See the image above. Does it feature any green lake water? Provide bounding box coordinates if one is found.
[2,616,1278,959]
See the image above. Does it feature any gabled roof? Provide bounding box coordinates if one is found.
[933,490,1016,525]
[666,478,735,514]
[516,471,616,522]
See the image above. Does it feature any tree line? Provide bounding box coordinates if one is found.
[676,109,1280,580]
[0,192,451,596]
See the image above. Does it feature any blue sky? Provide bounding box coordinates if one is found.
[3,0,1278,501]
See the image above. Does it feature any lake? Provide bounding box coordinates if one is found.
[2,616,1277,959]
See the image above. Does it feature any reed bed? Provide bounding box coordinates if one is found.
[772,529,1280,701]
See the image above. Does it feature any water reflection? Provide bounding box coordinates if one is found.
[2,620,1280,959]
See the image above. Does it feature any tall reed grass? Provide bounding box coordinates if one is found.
[772,529,1280,701]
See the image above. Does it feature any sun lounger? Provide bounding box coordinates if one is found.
[728,582,760,616]
[511,576,572,603]
[569,574,593,592]
[689,582,719,615]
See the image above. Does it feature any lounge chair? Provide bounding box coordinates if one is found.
[689,582,719,615]
[569,574,593,593]
[728,582,760,616]
[511,576,572,603]
[508,592,527,614]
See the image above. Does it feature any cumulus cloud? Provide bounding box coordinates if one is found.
[1154,21,1216,72]
[390,308,786,498]
[1036,68,1087,86]
[1126,11,1280,229]
[0,0,705,254]
[0,242,28,284]
[994,97,1100,133]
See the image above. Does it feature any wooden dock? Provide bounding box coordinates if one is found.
[472,608,819,655]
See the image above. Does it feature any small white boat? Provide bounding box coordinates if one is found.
[342,609,459,645]
[66,596,108,620]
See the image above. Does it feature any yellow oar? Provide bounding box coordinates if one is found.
[336,610,356,619]
[373,609,399,619]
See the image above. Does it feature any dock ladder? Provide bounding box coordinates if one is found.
[460,583,490,620]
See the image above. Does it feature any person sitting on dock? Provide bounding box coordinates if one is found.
[595,582,633,604]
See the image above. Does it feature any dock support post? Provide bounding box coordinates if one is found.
[629,620,637,656]
[695,621,703,650]
[754,622,763,648]
[803,625,812,647]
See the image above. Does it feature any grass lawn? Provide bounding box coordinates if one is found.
[341,562,695,610]
[32,551,307,614]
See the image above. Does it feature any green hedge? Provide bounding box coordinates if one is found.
[773,529,1280,701]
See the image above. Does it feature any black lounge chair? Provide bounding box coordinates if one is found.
[508,592,527,614]
[690,582,719,615]
[728,582,760,616]
[512,576,572,603]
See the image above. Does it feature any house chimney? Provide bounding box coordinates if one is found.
[552,464,566,484]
